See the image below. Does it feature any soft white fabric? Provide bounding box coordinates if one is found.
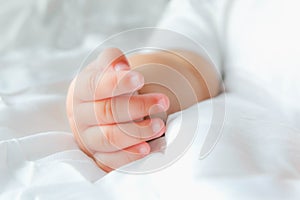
[1,0,300,199]
[158,0,300,122]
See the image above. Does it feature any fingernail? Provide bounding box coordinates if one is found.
[151,119,162,133]
[139,145,149,155]
[158,97,169,110]
[114,63,129,71]
[130,72,144,88]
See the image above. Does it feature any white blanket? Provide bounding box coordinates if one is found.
[1,82,300,199]
[1,0,300,199]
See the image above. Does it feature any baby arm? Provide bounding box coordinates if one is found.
[129,49,220,115]
[66,48,220,172]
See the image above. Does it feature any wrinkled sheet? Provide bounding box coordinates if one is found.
[1,0,300,199]
[1,81,300,200]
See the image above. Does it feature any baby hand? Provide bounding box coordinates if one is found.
[66,48,169,172]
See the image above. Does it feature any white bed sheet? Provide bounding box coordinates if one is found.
[1,83,300,199]
[1,0,300,199]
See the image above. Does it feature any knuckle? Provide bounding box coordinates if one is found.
[110,73,119,94]
[136,98,147,116]
[88,70,97,99]
[99,100,114,124]
[134,124,144,140]
[102,126,118,148]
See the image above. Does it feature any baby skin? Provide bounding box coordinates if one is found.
[66,48,220,172]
